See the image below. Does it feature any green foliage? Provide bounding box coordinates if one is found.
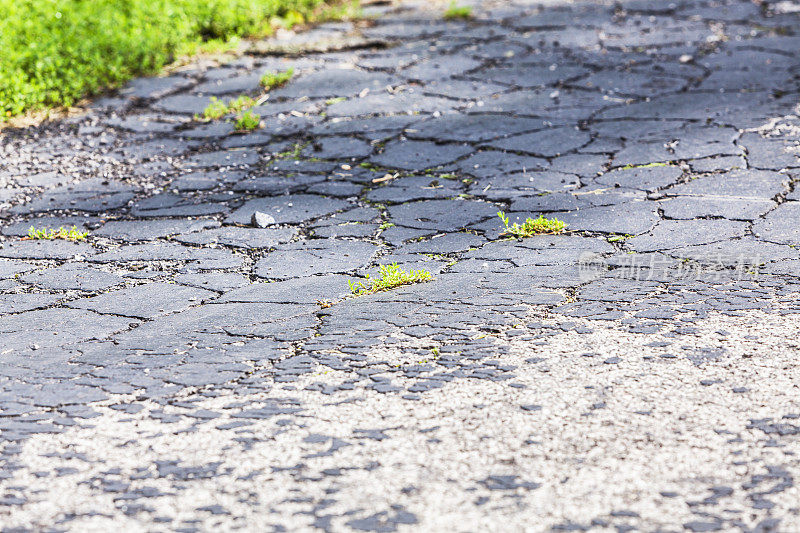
[227,94,256,113]
[260,67,294,89]
[498,211,566,237]
[348,263,433,296]
[200,97,230,120]
[275,142,307,159]
[27,225,88,241]
[443,1,472,20]
[198,94,255,120]
[234,110,261,131]
[315,0,361,22]
[620,162,669,170]
[0,0,334,119]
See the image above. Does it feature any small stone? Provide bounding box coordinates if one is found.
[251,211,275,228]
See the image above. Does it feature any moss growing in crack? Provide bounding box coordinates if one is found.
[275,142,308,159]
[498,211,566,237]
[227,95,256,114]
[234,110,261,131]
[198,97,229,120]
[348,263,433,296]
[260,67,294,90]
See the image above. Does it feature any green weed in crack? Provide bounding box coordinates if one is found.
[348,263,433,296]
[260,67,294,90]
[443,2,472,20]
[197,95,255,121]
[234,110,261,131]
[27,225,88,242]
[620,162,669,170]
[497,211,566,237]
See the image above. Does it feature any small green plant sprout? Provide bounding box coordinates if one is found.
[198,95,256,121]
[260,67,294,90]
[27,225,88,242]
[199,97,229,120]
[234,110,261,131]
[227,95,256,114]
[443,1,472,20]
[348,263,433,296]
[498,211,566,238]
[275,141,307,159]
[620,162,669,170]
[378,222,395,231]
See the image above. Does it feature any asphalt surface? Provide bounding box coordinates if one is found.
[1,0,800,530]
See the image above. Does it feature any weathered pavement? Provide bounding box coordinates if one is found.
[2,0,800,530]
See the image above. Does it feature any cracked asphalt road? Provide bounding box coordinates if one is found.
[2,0,800,530]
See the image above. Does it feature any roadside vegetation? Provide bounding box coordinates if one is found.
[0,0,349,120]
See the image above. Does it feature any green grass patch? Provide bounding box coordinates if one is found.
[27,225,88,241]
[348,263,433,296]
[498,211,566,237]
[0,0,343,119]
[261,67,295,90]
[234,110,261,131]
[443,1,472,20]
